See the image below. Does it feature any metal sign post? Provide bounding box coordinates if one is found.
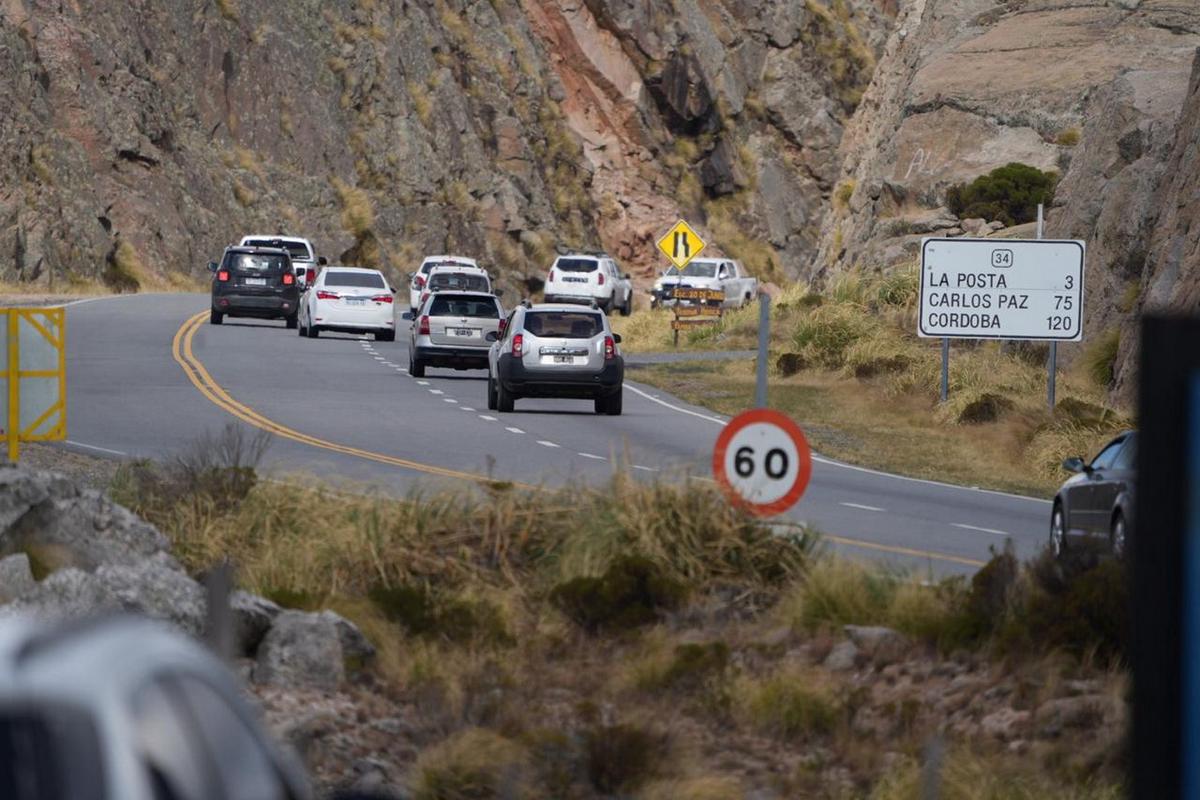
[940,338,950,403]
[1038,204,1058,411]
[756,292,770,408]
[0,307,67,461]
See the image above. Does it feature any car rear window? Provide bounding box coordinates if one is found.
[421,260,473,275]
[523,311,603,338]
[229,253,288,274]
[555,258,600,273]
[244,240,311,261]
[429,295,500,318]
[0,705,106,800]
[325,271,386,289]
[429,272,489,292]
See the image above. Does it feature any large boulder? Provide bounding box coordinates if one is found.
[254,611,349,691]
[0,464,169,571]
[0,553,35,603]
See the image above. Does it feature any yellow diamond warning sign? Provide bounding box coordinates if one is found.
[656,220,707,270]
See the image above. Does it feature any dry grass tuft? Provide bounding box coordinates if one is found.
[332,177,375,237]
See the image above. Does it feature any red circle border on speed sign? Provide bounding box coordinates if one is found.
[712,409,813,516]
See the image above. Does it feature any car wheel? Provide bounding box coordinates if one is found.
[620,296,632,316]
[376,330,395,342]
[297,320,306,336]
[306,324,320,339]
[285,313,298,330]
[487,377,498,411]
[1050,503,1066,559]
[210,310,223,325]
[496,380,515,413]
[604,388,623,416]
[1110,512,1127,558]
[409,352,425,377]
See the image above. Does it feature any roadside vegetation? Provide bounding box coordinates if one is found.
[613,270,1129,497]
[109,432,1128,798]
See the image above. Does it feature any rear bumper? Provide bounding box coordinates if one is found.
[497,354,623,398]
[415,345,489,368]
[213,294,297,317]
[544,294,607,308]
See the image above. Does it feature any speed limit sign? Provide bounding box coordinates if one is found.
[713,409,813,516]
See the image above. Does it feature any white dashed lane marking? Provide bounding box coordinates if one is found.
[460,407,476,412]
[578,452,606,461]
[841,502,885,512]
[416,381,430,386]
[443,398,457,404]
[479,415,498,422]
[537,440,560,448]
[633,465,658,472]
[951,523,1010,536]
[430,389,444,395]
[505,427,525,434]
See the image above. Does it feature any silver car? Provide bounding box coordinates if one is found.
[486,302,624,415]
[409,291,504,377]
[0,614,310,800]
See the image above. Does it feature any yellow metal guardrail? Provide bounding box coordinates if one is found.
[0,308,66,461]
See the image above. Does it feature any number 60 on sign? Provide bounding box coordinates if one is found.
[713,409,813,516]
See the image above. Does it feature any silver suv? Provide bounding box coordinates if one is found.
[486,302,624,415]
[409,291,505,377]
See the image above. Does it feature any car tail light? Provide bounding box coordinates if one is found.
[316,290,339,300]
[418,315,431,335]
[217,270,229,282]
[371,294,393,304]
[549,269,556,282]
[597,272,605,286]
[604,335,616,360]
[498,319,507,335]
[305,268,316,283]
[512,333,524,358]
[420,292,429,308]
[415,275,426,288]
[282,273,295,285]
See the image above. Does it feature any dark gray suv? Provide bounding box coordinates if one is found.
[1050,431,1136,559]
[208,246,300,328]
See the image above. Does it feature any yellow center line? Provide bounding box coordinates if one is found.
[171,311,985,569]
[172,311,531,488]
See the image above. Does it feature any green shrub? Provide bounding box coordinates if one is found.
[790,305,876,369]
[370,583,513,645]
[550,555,687,633]
[414,728,534,800]
[263,587,323,611]
[658,641,731,692]
[945,163,1058,226]
[1082,329,1121,387]
[875,266,919,308]
[737,669,840,739]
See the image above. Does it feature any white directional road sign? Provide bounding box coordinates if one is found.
[713,409,812,517]
[919,238,1084,341]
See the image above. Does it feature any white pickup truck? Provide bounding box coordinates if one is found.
[651,258,758,309]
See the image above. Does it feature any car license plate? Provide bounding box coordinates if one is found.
[544,355,585,365]
[345,297,366,305]
[564,277,586,283]
[449,328,477,338]
[245,277,266,286]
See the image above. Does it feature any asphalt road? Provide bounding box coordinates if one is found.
[64,293,1052,575]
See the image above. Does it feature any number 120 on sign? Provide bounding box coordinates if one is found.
[713,409,813,517]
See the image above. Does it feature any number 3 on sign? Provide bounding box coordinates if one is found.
[713,409,813,517]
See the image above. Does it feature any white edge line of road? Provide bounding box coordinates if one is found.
[66,440,129,457]
[625,381,1051,506]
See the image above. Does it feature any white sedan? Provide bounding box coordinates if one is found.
[299,267,397,341]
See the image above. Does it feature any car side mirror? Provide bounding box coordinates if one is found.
[494,288,505,298]
[318,256,328,266]
[207,261,218,272]
[612,333,622,344]
[400,311,413,321]
[622,273,631,280]
[485,331,499,342]
[1062,457,1087,474]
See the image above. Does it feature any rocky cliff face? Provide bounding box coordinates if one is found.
[0,0,894,293]
[813,0,1200,400]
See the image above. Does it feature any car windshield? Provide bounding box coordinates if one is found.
[325,271,386,289]
[679,262,718,278]
[230,254,288,274]
[555,258,599,273]
[524,311,603,339]
[429,272,488,292]
[244,240,310,261]
[429,295,500,318]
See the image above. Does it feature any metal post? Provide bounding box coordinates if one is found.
[755,293,770,408]
[7,311,18,463]
[204,561,234,663]
[940,337,949,403]
[1038,203,1057,411]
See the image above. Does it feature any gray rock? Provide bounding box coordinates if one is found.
[981,707,1030,741]
[320,610,376,662]
[0,465,168,571]
[0,553,36,602]
[844,625,909,664]
[231,591,283,657]
[254,611,346,690]
[823,640,859,671]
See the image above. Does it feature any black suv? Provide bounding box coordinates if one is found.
[208,246,300,327]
